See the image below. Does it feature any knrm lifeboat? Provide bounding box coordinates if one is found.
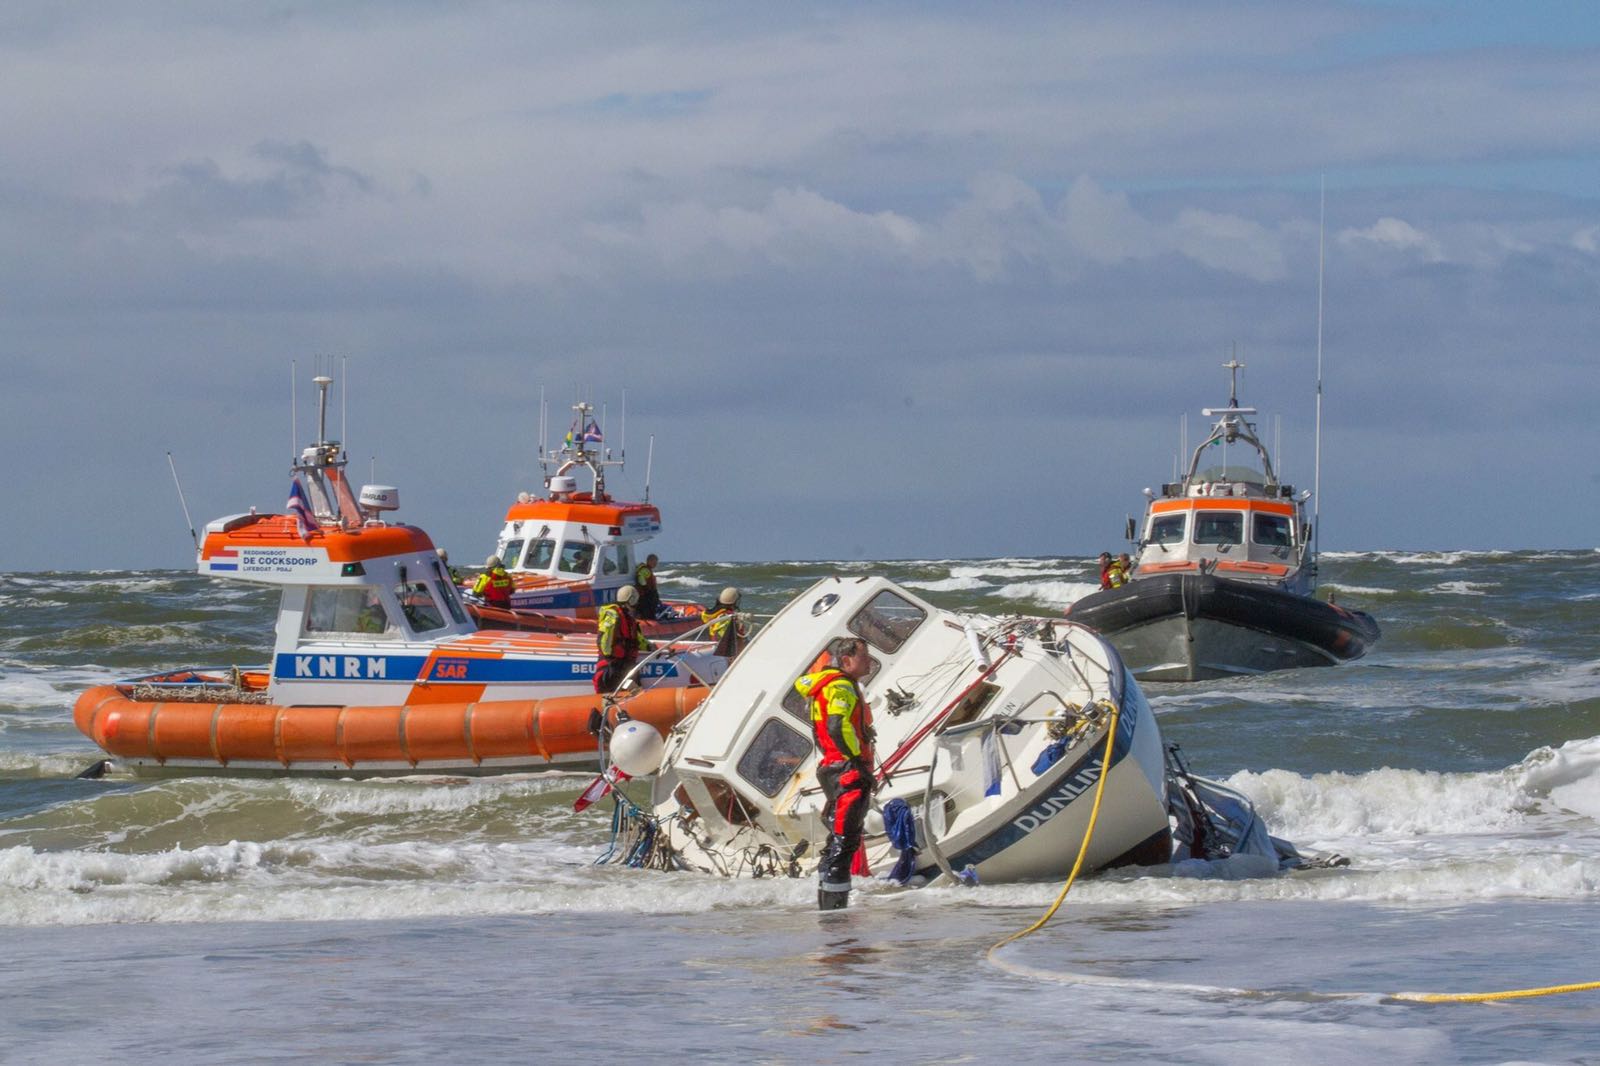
[73,377,723,777]
[463,398,707,638]
[1067,360,1380,682]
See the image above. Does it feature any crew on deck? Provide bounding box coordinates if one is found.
[472,555,513,608]
[634,553,664,619]
[700,587,751,658]
[595,584,651,694]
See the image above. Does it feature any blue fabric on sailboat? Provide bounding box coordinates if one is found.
[982,728,1002,797]
[883,798,918,884]
[1032,736,1069,776]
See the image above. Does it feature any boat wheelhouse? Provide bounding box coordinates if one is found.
[466,399,705,637]
[74,376,721,777]
[1068,360,1379,681]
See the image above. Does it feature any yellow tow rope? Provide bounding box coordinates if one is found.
[988,700,1120,955]
[986,700,1600,1005]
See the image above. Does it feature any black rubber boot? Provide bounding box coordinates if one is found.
[817,888,850,911]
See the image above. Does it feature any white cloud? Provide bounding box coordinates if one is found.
[1338,217,1446,262]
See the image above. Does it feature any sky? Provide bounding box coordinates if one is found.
[2,1,1597,571]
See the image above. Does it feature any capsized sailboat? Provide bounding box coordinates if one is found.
[463,398,707,638]
[1067,360,1379,682]
[74,376,723,777]
[592,574,1312,889]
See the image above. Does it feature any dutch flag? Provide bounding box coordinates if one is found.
[287,479,320,540]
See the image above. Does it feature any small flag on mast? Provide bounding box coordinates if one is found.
[287,480,320,540]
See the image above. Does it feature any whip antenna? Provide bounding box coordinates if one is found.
[167,451,199,553]
[644,434,655,503]
[1313,176,1325,577]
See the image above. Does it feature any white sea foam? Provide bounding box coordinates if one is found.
[947,562,1085,580]
[0,666,123,710]
[994,580,1101,608]
[903,576,992,593]
[1429,580,1494,596]
[1519,736,1600,821]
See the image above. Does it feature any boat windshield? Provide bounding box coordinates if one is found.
[395,581,447,634]
[557,541,595,576]
[304,586,395,637]
[500,539,525,570]
[1194,512,1244,545]
[1149,514,1186,545]
[524,538,556,571]
[1253,513,1293,547]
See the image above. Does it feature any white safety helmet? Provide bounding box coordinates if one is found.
[436,549,449,562]
[616,585,640,606]
[718,587,740,606]
[486,554,502,568]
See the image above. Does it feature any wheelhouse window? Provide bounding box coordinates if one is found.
[304,587,394,637]
[1193,511,1244,545]
[1149,514,1186,545]
[848,590,926,654]
[394,581,447,634]
[524,538,556,571]
[736,718,813,797]
[500,539,525,571]
[558,541,595,576]
[1252,513,1293,547]
[598,543,624,576]
[433,579,469,625]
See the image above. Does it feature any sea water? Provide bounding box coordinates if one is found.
[2,552,1598,1063]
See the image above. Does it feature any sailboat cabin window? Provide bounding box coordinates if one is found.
[1253,513,1293,547]
[1149,514,1186,545]
[781,654,881,723]
[557,541,594,576]
[848,590,927,654]
[1193,512,1244,545]
[736,718,813,797]
[524,538,556,571]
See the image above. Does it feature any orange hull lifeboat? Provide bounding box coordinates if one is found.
[74,672,708,777]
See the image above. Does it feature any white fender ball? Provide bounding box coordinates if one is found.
[610,720,666,777]
[864,808,885,837]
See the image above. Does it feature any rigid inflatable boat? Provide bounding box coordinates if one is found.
[1068,361,1379,681]
[73,375,722,777]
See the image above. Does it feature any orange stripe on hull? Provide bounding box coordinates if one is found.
[74,685,708,772]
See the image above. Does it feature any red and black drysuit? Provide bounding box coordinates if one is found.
[795,667,876,894]
[594,602,649,694]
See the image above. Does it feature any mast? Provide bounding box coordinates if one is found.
[544,397,625,499]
